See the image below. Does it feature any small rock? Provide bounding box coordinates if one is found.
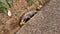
[8,10,12,17]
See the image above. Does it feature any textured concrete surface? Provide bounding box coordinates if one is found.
[16,0,60,34]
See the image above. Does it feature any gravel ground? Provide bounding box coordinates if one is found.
[16,0,60,34]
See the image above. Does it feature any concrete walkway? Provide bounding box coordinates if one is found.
[16,0,60,34]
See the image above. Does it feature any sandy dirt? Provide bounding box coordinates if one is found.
[0,0,49,34]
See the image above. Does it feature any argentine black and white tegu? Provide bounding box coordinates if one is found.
[20,11,37,26]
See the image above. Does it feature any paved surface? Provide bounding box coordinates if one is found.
[16,0,60,34]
